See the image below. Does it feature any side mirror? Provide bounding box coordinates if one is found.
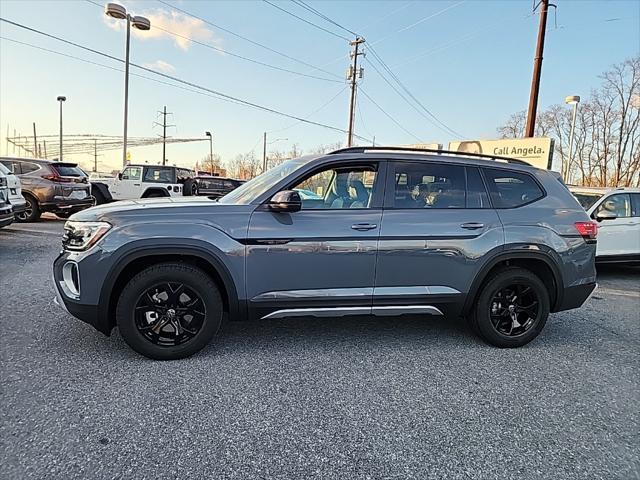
[117,172,123,180]
[268,190,302,213]
[595,210,617,222]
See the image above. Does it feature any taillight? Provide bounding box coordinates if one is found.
[575,221,598,240]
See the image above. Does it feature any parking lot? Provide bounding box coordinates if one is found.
[1,217,639,480]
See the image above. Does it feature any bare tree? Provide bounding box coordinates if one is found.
[498,57,640,186]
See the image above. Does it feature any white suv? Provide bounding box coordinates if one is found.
[570,186,640,264]
[92,164,195,203]
[0,161,26,223]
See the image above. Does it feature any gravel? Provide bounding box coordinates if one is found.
[1,225,638,479]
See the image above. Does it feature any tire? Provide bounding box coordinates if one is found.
[16,194,41,222]
[93,188,108,205]
[116,263,223,360]
[470,266,550,348]
[183,179,197,196]
[145,192,164,198]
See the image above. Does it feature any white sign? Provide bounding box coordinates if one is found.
[448,138,554,170]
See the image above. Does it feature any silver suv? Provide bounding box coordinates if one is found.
[53,147,598,360]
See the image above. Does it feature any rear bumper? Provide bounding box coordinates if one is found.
[555,282,597,312]
[41,196,95,213]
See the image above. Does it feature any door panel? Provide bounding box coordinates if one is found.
[593,193,639,256]
[375,162,502,315]
[246,161,385,320]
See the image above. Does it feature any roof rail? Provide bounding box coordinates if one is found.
[328,146,532,166]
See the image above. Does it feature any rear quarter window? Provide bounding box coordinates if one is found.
[482,168,544,208]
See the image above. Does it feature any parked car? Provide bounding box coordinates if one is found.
[193,175,244,198]
[0,165,14,228]
[91,164,196,203]
[0,161,26,219]
[569,186,640,264]
[54,146,597,360]
[0,157,94,221]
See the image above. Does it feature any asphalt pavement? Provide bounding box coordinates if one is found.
[1,219,639,480]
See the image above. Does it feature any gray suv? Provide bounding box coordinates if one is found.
[53,147,598,360]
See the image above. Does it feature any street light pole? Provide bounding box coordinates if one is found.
[564,95,580,182]
[105,3,150,168]
[205,131,213,174]
[56,96,66,161]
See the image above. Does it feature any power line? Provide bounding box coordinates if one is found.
[156,0,341,79]
[359,87,423,143]
[367,45,465,138]
[369,1,466,46]
[291,0,359,37]
[83,0,340,83]
[269,85,348,133]
[262,0,350,41]
[0,18,372,142]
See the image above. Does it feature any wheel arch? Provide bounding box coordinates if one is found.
[101,246,242,333]
[463,249,564,316]
[141,187,170,198]
[91,182,113,203]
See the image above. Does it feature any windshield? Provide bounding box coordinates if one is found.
[218,158,310,205]
[573,192,604,210]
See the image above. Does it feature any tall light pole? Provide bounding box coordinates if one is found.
[105,3,150,167]
[205,131,213,174]
[56,96,66,161]
[564,95,580,182]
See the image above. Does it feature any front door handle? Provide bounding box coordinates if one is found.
[134,183,141,186]
[461,222,485,230]
[351,223,378,231]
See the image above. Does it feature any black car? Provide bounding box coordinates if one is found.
[194,175,244,198]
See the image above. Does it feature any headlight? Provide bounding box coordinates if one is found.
[62,221,111,251]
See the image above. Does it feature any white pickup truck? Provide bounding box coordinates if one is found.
[91,164,197,204]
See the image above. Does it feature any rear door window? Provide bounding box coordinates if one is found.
[482,168,544,208]
[390,162,467,209]
[631,193,640,217]
[143,166,175,183]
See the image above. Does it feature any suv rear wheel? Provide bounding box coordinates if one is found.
[116,263,223,360]
[16,194,40,222]
[471,266,550,348]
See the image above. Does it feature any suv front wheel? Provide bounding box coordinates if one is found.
[471,267,550,348]
[116,263,223,360]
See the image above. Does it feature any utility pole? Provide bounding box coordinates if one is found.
[94,139,98,172]
[525,0,552,137]
[33,122,38,158]
[153,106,174,166]
[43,140,47,159]
[346,37,365,147]
[262,131,267,172]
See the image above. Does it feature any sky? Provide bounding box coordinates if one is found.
[0,0,638,173]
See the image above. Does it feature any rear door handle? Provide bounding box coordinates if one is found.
[461,222,485,230]
[351,223,378,231]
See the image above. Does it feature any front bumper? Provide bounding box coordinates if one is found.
[0,205,14,227]
[52,254,111,335]
[10,198,26,215]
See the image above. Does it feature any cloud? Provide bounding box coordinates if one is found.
[142,60,176,73]
[104,6,220,51]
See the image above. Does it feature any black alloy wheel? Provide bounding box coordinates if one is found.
[471,266,550,348]
[488,284,539,337]
[134,282,206,347]
[116,263,223,360]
